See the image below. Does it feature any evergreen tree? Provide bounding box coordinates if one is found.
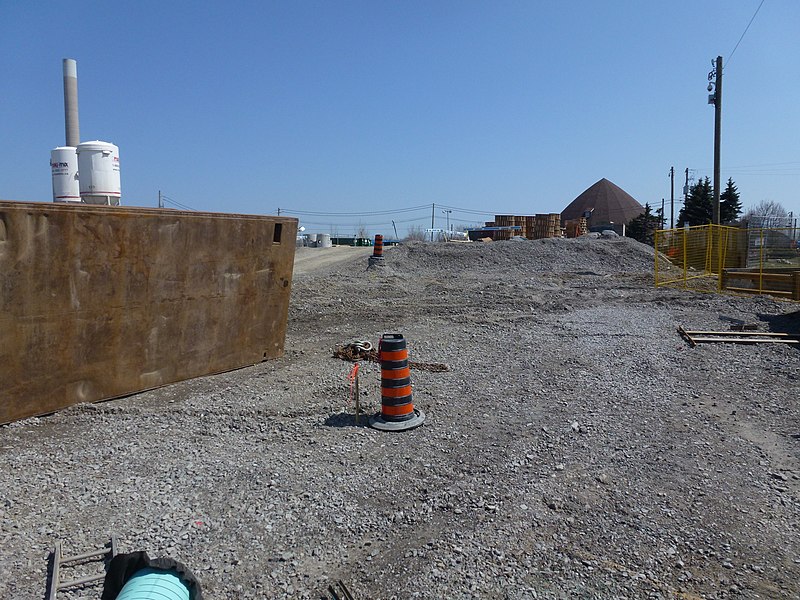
[627,203,662,246]
[720,178,742,224]
[677,177,713,226]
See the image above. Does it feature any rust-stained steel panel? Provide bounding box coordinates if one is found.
[0,200,297,424]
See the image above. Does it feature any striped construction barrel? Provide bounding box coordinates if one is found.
[379,333,414,422]
[373,234,384,257]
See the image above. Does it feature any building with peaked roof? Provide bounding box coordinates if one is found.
[561,178,644,233]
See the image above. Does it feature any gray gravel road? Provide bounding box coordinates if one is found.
[1,238,798,599]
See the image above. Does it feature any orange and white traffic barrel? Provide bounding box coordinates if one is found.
[370,333,426,431]
[368,234,385,266]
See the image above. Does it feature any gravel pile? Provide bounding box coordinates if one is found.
[1,238,798,599]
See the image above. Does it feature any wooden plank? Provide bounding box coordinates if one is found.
[794,272,800,301]
[724,286,793,296]
[723,271,792,281]
[683,330,800,338]
[689,337,800,344]
[677,325,696,348]
[0,201,297,424]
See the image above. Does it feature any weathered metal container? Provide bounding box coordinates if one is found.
[0,200,297,424]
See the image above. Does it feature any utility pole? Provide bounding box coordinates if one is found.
[684,168,689,204]
[392,220,398,240]
[669,167,675,229]
[430,203,435,242]
[277,208,281,216]
[708,56,723,225]
[158,190,163,209]
[442,209,452,240]
[661,198,665,229]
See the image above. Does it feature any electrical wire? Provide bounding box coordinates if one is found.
[297,215,430,227]
[693,160,800,178]
[436,203,497,216]
[279,204,430,217]
[725,0,766,69]
[723,161,800,168]
[161,195,197,211]
[282,203,501,218]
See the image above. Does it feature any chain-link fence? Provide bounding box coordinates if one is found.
[655,224,800,301]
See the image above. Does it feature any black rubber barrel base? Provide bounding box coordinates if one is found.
[369,409,426,432]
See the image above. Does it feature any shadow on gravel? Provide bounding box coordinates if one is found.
[760,309,800,352]
[324,412,372,428]
[43,550,55,600]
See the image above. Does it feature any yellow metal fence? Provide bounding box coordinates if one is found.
[655,225,800,301]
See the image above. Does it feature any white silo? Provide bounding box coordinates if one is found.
[76,141,121,205]
[50,146,80,202]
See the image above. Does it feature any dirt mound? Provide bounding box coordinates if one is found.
[384,238,655,276]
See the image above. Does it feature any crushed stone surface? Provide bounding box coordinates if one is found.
[1,238,798,599]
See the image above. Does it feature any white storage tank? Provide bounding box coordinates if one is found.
[316,233,332,248]
[76,140,121,205]
[50,147,80,202]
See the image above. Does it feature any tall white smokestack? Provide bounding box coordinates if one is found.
[62,58,80,147]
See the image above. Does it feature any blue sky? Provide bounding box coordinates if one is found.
[1,1,798,236]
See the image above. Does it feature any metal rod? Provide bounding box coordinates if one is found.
[338,580,355,600]
[61,548,109,563]
[58,574,106,589]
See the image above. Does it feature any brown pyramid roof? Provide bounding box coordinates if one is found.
[561,178,644,227]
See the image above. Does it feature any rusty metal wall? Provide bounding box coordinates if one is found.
[0,201,297,424]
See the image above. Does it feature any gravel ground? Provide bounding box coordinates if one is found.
[1,238,798,599]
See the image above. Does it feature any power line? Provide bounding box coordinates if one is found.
[696,167,800,175]
[297,215,430,227]
[161,195,197,211]
[436,203,497,216]
[279,204,430,217]
[725,0,766,69]
[722,161,800,168]
[282,202,507,218]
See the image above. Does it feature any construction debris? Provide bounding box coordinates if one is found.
[333,341,449,372]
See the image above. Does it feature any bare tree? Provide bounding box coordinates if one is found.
[404,225,427,241]
[743,200,789,229]
[355,221,369,240]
